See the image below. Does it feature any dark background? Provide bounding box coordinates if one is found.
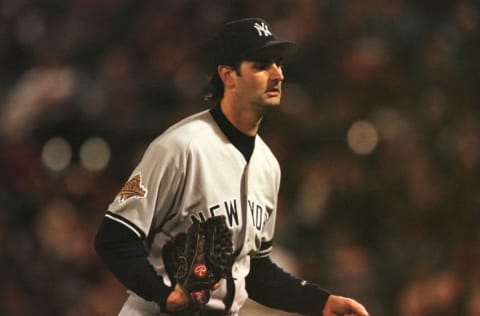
[1,0,479,315]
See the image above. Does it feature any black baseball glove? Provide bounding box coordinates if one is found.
[162,215,234,304]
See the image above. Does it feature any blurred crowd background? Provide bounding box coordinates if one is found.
[1,0,479,315]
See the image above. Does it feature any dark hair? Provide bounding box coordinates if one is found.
[204,71,224,103]
[204,62,241,103]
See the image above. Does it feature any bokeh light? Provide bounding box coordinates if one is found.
[79,137,111,172]
[41,137,72,172]
[347,120,379,155]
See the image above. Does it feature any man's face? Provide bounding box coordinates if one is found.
[232,52,285,108]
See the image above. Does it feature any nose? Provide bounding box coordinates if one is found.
[270,63,284,81]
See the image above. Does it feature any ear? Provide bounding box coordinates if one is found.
[217,65,236,89]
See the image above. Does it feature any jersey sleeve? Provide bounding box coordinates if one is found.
[106,137,188,238]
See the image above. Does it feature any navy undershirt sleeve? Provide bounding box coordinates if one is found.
[246,256,331,315]
[94,216,173,310]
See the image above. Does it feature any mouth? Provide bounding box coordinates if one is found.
[265,87,281,97]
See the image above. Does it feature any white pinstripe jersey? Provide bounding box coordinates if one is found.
[107,109,281,314]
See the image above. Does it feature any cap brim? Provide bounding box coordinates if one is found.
[262,40,297,51]
[242,41,297,60]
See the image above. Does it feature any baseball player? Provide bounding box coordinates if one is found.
[95,17,369,316]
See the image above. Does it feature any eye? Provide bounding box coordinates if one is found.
[253,60,271,70]
[251,58,284,71]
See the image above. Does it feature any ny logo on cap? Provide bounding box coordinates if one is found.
[253,21,272,37]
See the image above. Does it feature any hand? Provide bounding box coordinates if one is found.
[322,295,369,316]
[166,282,222,312]
[166,284,191,312]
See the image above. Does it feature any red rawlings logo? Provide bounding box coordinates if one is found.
[193,263,208,278]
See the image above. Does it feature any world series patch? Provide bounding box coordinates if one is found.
[118,174,148,203]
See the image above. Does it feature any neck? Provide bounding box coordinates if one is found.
[219,97,264,136]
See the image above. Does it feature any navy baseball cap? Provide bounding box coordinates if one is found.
[210,18,296,66]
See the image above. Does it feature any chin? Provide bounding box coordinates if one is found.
[260,103,280,109]
[254,96,282,109]
[264,97,282,107]
[267,103,280,107]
